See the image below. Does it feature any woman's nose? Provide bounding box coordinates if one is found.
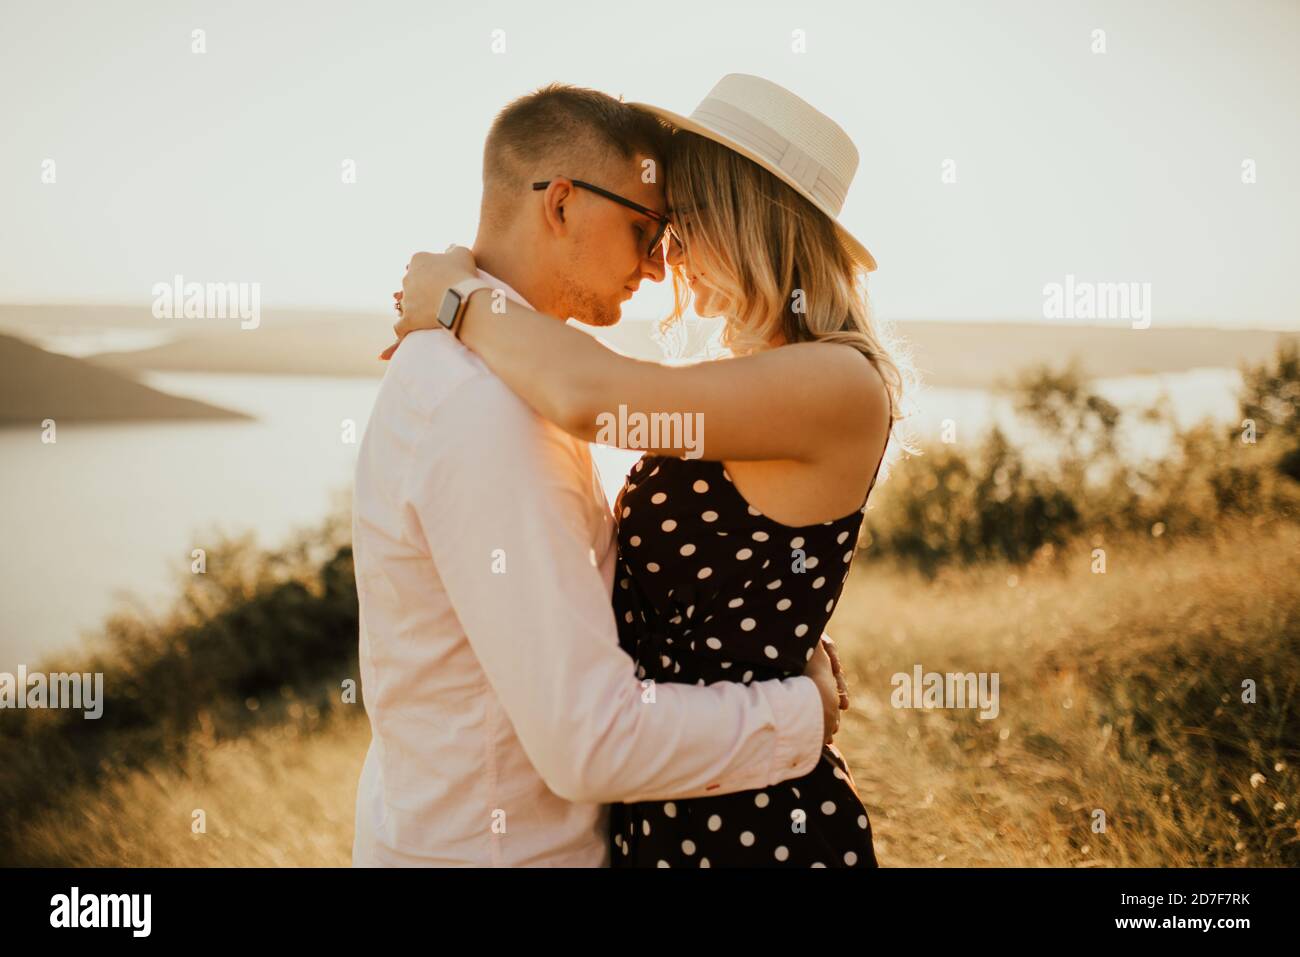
[665,231,684,267]
[641,242,667,282]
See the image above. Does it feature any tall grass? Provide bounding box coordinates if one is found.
[0,510,360,860]
[1,343,1296,866]
[838,519,1299,866]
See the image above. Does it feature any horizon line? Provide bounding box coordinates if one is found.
[0,301,1296,334]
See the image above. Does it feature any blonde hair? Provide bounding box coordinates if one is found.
[662,131,919,474]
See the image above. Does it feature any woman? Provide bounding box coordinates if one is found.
[390,76,911,866]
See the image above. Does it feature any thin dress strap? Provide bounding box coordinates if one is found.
[863,366,893,504]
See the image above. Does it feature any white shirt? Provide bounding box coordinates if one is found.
[351,269,823,867]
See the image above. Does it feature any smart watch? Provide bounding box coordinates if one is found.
[436,278,492,337]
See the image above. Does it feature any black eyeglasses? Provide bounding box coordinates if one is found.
[532,179,673,258]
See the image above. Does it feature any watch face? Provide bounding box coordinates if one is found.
[436,290,463,330]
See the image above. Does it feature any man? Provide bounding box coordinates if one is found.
[353,84,840,867]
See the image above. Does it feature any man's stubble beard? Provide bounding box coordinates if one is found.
[555,275,620,328]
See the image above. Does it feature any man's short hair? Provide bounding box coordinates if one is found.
[481,84,667,227]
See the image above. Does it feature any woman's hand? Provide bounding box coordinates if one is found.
[379,246,478,360]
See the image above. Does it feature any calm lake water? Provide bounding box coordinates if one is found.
[0,366,1243,670]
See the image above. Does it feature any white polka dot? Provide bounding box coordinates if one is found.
[805,647,814,661]
[693,480,709,493]
[702,510,718,522]
[706,637,722,650]
[624,611,633,623]
[837,531,850,545]
[722,469,732,482]
[707,815,722,831]
[660,655,671,669]
[754,792,770,808]
[741,618,756,631]
[776,598,792,610]
[736,548,753,560]
[805,556,819,569]
[792,788,800,798]
[629,536,641,546]
[742,670,753,683]
[620,578,629,590]
[697,567,713,580]
[657,860,670,868]
[743,580,752,588]
[621,507,631,518]
[752,531,769,542]
[680,543,696,556]
[812,576,826,589]
[795,624,809,637]
[681,839,696,855]
[766,579,782,590]
[790,537,804,549]
[661,519,677,532]
[764,645,778,659]
[646,562,660,573]
[774,846,789,861]
[821,801,837,815]
[747,505,761,517]
[740,831,755,847]
[664,802,677,817]
[728,597,744,608]
[858,815,868,829]
[686,605,695,617]
[844,851,858,866]
[812,862,826,868]
[826,599,835,612]
[651,492,667,504]
[642,820,651,836]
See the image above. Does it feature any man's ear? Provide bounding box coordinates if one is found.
[539,179,573,237]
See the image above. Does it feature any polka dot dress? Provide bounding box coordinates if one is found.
[608,456,882,868]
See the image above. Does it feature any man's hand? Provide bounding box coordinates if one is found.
[805,640,842,745]
[821,633,850,711]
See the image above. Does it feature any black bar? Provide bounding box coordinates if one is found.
[0,866,1285,943]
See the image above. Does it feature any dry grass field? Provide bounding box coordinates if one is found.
[12,518,1295,867]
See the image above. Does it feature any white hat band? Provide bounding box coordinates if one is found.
[691,97,848,213]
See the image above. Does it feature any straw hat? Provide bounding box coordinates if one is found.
[632,74,876,271]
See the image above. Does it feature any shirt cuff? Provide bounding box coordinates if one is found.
[763,675,825,786]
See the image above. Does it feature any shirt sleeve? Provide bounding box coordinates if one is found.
[403,371,825,805]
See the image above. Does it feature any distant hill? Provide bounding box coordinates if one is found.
[0,333,250,426]
[893,321,1299,389]
[0,303,394,379]
[0,303,1295,389]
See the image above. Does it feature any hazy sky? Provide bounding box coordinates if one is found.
[1,0,1296,327]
